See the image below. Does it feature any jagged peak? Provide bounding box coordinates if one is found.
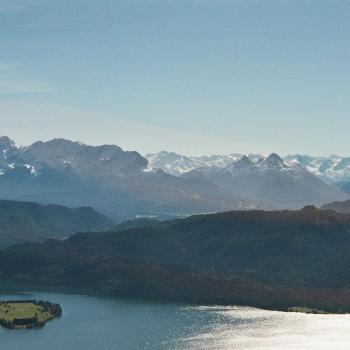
[239,155,253,164]
[266,153,284,164]
[258,153,285,168]
[224,155,254,175]
[0,136,17,149]
[231,155,254,169]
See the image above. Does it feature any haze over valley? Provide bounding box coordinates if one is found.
[2,0,350,348]
[0,136,349,224]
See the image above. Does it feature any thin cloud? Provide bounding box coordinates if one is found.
[0,63,54,94]
[0,3,23,13]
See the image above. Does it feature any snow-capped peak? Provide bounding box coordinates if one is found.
[259,153,284,169]
[284,154,350,183]
[145,151,245,176]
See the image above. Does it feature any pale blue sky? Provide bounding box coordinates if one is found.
[1,0,349,155]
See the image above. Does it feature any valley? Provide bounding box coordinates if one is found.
[2,1,349,348]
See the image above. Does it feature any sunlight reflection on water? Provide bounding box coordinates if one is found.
[1,291,350,350]
[174,306,350,350]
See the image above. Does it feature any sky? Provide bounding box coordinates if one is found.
[0,0,349,156]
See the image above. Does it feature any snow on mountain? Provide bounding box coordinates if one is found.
[0,136,348,214]
[0,137,255,220]
[3,138,349,184]
[146,151,202,176]
[146,151,250,176]
[146,151,350,184]
[182,153,347,209]
[0,136,20,174]
[0,137,148,179]
[256,153,304,177]
[284,154,350,183]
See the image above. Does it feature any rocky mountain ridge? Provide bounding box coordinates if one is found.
[0,137,347,217]
[147,151,350,184]
[0,137,251,220]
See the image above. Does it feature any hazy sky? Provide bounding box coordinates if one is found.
[1,0,349,156]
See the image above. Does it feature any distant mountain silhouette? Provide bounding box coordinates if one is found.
[0,199,115,248]
[148,151,350,184]
[0,137,250,221]
[182,154,347,209]
[0,137,347,218]
[321,199,350,214]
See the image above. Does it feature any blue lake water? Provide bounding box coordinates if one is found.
[1,290,350,349]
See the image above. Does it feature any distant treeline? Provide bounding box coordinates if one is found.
[4,207,350,312]
[1,316,39,329]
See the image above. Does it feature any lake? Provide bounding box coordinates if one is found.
[1,290,350,349]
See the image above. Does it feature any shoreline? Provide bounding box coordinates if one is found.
[0,282,345,316]
[0,299,62,330]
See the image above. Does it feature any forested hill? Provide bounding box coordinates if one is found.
[2,206,350,311]
[0,200,115,248]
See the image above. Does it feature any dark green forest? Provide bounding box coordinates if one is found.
[0,199,115,248]
[2,206,350,312]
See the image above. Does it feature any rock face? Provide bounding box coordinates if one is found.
[146,151,244,176]
[182,154,347,209]
[3,207,350,312]
[284,154,350,184]
[147,151,350,184]
[14,139,148,177]
[0,137,347,218]
[0,137,17,170]
[0,137,251,220]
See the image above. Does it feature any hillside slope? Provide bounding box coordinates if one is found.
[147,151,350,184]
[2,207,350,311]
[0,137,254,220]
[321,200,350,214]
[0,200,115,248]
[182,154,347,209]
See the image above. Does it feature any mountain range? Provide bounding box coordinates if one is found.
[0,137,248,220]
[2,206,350,312]
[0,136,348,219]
[181,153,347,209]
[147,151,350,184]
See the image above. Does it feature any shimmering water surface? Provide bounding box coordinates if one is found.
[1,291,350,350]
